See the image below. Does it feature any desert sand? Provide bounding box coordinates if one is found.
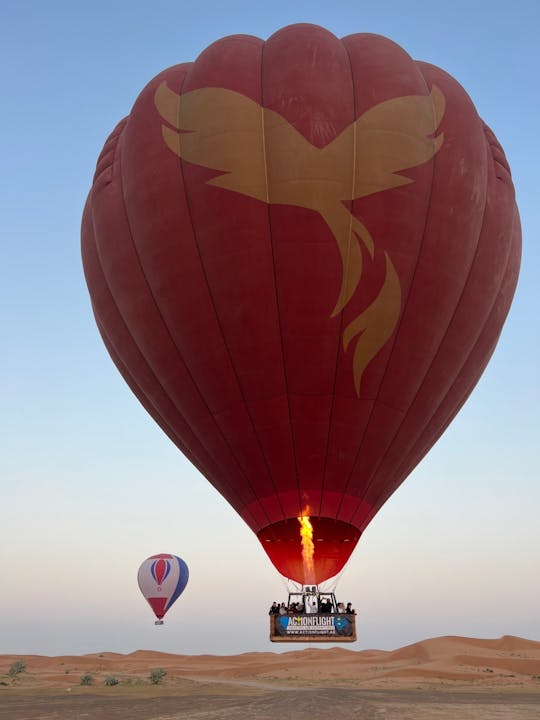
[2,635,540,719]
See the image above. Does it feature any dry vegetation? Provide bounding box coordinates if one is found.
[1,636,540,719]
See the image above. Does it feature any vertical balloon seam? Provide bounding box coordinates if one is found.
[142,68,275,527]
[370,106,486,481]
[94,315,256,523]
[369,308,512,520]
[323,32,375,524]
[333,60,436,522]
[353,110,492,520]
[345,101,487,525]
[96,317,210,475]
[318,36,358,521]
[377,152,515,498]
[384,213,521,494]
[375,117,521,501]
[481,122,513,184]
[90,130,266,529]
[343,83,466,523]
[341,72,478,524]
[152,78,281,528]
[377,127,521,500]
[110,146,262,518]
[264,37,319,519]
[259,37,300,520]
[370,275,519,523]
[91,119,126,187]
[86,209,257,528]
[171,57,276,528]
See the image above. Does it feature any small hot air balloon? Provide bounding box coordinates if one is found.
[83,24,520,590]
[137,554,189,624]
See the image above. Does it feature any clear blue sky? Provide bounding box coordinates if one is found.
[1,0,538,656]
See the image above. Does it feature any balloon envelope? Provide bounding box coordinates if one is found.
[82,25,520,584]
[137,554,189,620]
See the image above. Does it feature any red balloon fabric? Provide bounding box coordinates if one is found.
[81,25,520,584]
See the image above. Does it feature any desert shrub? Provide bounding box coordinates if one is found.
[9,661,26,677]
[149,668,167,684]
[104,675,119,686]
[80,674,94,685]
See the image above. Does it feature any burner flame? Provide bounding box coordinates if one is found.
[297,514,315,584]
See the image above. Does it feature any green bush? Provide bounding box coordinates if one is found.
[80,674,94,686]
[9,660,26,677]
[149,668,167,685]
[104,675,119,686]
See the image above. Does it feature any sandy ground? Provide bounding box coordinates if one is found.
[2,635,540,719]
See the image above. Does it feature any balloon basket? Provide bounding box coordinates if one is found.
[154,620,164,625]
[269,587,356,642]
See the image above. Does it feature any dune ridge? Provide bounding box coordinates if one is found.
[2,635,540,692]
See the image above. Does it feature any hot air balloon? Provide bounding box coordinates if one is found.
[82,25,520,593]
[137,554,189,624]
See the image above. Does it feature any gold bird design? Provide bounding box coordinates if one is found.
[154,83,445,395]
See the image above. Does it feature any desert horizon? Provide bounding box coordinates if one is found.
[3,633,540,690]
[2,634,540,719]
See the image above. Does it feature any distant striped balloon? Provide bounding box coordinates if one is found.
[137,554,189,623]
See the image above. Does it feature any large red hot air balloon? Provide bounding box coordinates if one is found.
[81,25,520,585]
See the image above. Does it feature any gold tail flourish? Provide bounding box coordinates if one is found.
[320,203,375,317]
[343,253,401,395]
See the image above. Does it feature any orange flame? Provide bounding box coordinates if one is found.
[297,514,315,584]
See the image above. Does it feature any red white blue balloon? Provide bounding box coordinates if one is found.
[137,554,189,623]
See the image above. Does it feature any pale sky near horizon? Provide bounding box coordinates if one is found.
[1,0,538,657]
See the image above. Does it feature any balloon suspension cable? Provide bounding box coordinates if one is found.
[318,570,344,595]
[283,576,303,594]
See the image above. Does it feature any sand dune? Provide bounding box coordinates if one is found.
[2,635,540,691]
[2,638,540,720]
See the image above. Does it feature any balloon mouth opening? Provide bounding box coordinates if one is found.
[257,517,361,584]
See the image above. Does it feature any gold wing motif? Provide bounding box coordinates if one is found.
[154,82,445,395]
[156,83,274,202]
[327,85,445,199]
